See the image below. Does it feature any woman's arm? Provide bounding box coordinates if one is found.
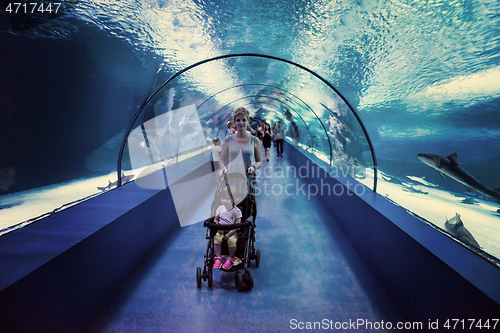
[247,138,262,175]
[254,139,262,170]
[219,136,230,174]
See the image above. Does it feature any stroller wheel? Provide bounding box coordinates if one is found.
[255,249,260,268]
[208,268,213,288]
[243,268,254,291]
[196,267,202,289]
[235,271,244,292]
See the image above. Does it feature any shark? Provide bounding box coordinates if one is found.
[418,152,500,204]
[445,213,480,249]
[97,172,135,192]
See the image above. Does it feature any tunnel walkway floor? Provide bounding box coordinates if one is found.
[85,150,403,332]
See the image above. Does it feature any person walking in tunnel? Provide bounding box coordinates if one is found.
[219,107,262,194]
[247,117,259,140]
[272,122,277,151]
[226,121,236,135]
[274,120,285,156]
[210,138,222,178]
[255,120,262,142]
[262,123,272,162]
[258,121,265,142]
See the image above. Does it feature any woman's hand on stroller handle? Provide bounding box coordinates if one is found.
[219,166,227,177]
[219,165,255,175]
[247,165,256,175]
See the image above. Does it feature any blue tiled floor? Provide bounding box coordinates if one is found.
[85,152,403,332]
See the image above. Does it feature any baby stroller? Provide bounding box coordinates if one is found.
[196,172,260,292]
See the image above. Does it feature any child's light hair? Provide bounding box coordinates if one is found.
[233,107,250,121]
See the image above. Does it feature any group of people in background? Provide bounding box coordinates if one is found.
[224,116,286,162]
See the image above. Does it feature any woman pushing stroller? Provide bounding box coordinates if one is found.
[215,107,262,269]
[218,107,262,194]
[197,108,262,291]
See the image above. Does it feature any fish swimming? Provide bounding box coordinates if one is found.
[418,152,500,204]
[444,213,480,249]
[97,172,134,192]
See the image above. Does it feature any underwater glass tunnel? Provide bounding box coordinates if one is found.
[118,54,376,192]
[1,0,500,331]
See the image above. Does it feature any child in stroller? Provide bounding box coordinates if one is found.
[213,184,242,270]
[196,172,260,292]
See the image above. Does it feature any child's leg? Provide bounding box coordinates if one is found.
[227,233,238,258]
[228,245,236,258]
[214,232,223,257]
[214,244,222,257]
[213,232,224,269]
[221,233,239,269]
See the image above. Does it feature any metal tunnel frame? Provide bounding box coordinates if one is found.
[117,53,378,192]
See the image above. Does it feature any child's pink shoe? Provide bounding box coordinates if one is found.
[213,257,223,269]
[222,257,234,270]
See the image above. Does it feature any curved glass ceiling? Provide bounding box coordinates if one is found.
[119,54,377,193]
